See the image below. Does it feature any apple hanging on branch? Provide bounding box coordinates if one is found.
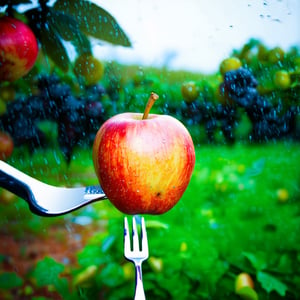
[0,16,39,82]
[93,92,195,215]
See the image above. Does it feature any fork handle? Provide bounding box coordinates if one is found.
[0,161,31,202]
[134,262,146,300]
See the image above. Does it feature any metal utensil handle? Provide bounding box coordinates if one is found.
[0,161,32,202]
[134,262,146,300]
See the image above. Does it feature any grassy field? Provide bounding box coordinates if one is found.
[1,141,299,299]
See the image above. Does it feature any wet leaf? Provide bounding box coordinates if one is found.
[25,8,71,71]
[243,251,267,271]
[257,271,288,296]
[54,0,131,47]
[39,22,71,72]
[0,272,23,289]
[47,8,92,55]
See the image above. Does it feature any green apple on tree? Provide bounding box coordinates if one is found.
[181,81,199,103]
[273,70,291,90]
[220,57,242,76]
[93,92,195,215]
[74,53,104,86]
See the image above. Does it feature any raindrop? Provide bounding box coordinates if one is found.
[72,216,93,226]
[53,150,61,165]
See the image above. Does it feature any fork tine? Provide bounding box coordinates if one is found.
[132,216,140,251]
[124,217,131,254]
[141,217,148,256]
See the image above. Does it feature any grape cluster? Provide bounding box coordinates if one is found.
[222,67,299,141]
[176,67,299,143]
[175,96,238,144]
[0,75,106,163]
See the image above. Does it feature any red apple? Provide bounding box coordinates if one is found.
[93,93,195,215]
[0,16,39,82]
[0,131,14,160]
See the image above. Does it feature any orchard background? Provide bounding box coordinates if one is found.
[0,1,300,299]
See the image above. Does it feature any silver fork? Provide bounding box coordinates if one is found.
[0,160,107,216]
[124,216,149,300]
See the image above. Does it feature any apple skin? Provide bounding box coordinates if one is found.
[93,112,195,215]
[0,16,39,82]
[0,131,14,160]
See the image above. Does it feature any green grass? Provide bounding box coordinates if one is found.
[1,141,300,299]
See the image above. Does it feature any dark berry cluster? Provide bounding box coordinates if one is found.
[173,96,239,144]
[176,68,299,143]
[222,68,299,141]
[0,75,106,163]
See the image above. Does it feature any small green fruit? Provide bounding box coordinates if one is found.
[74,54,104,86]
[273,70,291,90]
[181,81,199,103]
[122,262,134,280]
[277,188,289,203]
[148,256,163,273]
[220,57,242,75]
[268,47,284,64]
[235,272,254,293]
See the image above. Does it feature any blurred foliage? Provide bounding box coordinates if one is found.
[0,0,131,72]
[0,6,300,297]
[1,142,300,299]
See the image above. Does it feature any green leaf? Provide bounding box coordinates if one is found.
[54,0,131,47]
[77,245,106,267]
[3,0,32,5]
[99,263,124,287]
[25,8,71,71]
[236,286,258,300]
[0,272,23,289]
[40,22,71,72]
[243,251,267,271]
[32,257,70,298]
[257,271,288,296]
[33,257,65,287]
[47,8,92,55]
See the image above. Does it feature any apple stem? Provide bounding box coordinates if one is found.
[142,92,159,120]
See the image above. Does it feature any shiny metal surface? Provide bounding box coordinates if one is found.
[124,216,149,300]
[0,160,107,216]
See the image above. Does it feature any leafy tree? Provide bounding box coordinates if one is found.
[0,0,131,71]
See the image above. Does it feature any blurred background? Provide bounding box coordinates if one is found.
[92,0,300,72]
[0,0,300,299]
